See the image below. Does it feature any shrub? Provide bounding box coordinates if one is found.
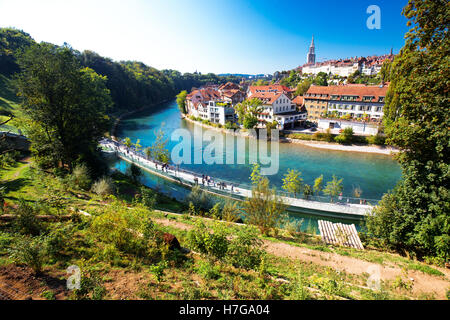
[149,261,168,282]
[222,201,242,223]
[186,186,212,213]
[12,199,45,236]
[72,268,106,300]
[188,221,228,261]
[44,223,75,261]
[366,134,386,145]
[91,177,114,197]
[69,164,92,190]
[208,203,222,219]
[195,260,221,280]
[279,213,304,236]
[226,226,264,270]
[8,236,46,274]
[140,186,157,210]
[335,127,354,144]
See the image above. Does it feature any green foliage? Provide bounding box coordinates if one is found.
[244,164,286,235]
[226,226,265,270]
[140,186,157,210]
[176,90,188,114]
[221,200,242,223]
[186,185,212,213]
[15,43,112,171]
[195,260,221,280]
[149,128,170,163]
[368,0,450,260]
[89,201,163,261]
[334,127,354,144]
[313,175,324,195]
[188,221,228,261]
[149,261,168,282]
[12,199,45,236]
[323,175,344,202]
[295,79,312,96]
[303,184,313,200]
[235,98,262,128]
[71,268,106,300]
[208,203,222,219]
[8,236,46,274]
[279,213,304,236]
[282,169,304,197]
[366,134,386,145]
[68,164,92,191]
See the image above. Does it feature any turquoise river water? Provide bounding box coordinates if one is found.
[110,100,402,230]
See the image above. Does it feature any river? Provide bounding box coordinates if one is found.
[110,100,402,231]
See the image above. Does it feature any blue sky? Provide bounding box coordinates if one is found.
[0,0,409,74]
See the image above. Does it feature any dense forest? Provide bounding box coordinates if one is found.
[0,28,241,113]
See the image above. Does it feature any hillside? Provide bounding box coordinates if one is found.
[0,157,449,300]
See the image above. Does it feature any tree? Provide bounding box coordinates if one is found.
[295,79,312,96]
[313,175,324,196]
[134,139,142,153]
[123,137,133,152]
[15,43,112,171]
[150,129,170,163]
[244,164,286,235]
[323,175,343,202]
[367,0,450,260]
[235,98,262,129]
[282,169,303,197]
[176,90,188,114]
[303,184,313,200]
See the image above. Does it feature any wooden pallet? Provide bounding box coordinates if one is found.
[318,220,364,250]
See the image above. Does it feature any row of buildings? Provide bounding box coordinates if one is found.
[304,83,389,135]
[300,36,394,77]
[185,81,389,135]
[185,83,307,130]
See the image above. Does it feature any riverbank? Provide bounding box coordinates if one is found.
[283,137,399,155]
[183,115,399,156]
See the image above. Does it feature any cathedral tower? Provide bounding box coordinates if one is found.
[307,35,316,65]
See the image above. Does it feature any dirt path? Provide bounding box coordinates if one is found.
[154,216,450,299]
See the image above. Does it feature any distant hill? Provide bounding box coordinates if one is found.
[218,73,270,79]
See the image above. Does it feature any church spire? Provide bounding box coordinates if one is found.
[307,35,316,65]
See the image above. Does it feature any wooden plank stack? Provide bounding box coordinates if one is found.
[318,220,364,250]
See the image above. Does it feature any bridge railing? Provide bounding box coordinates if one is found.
[100,139,380,206]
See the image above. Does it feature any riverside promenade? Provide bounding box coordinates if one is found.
[100,139,376,218]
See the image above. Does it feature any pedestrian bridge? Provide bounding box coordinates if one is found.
[100,139,377,219]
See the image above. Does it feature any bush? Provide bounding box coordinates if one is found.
[12,199,45,236]
[149,261,168,282]
[195,260,221,280]
[140,186,157,210]
[188,221,228,261]
[334,127,354,144]
[69,164,92,190]
[8,236,46,274]
[44,223,76,261]
[71,268,106,300]
[279,213,304,236]
[226,226,264,270]
[186,186,212,213]
[91,177,114,197]
[222,201,242,223]
[366,134,386,145]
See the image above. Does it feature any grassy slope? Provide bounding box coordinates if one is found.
[0,159,448,300]
[0,74,22,134]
